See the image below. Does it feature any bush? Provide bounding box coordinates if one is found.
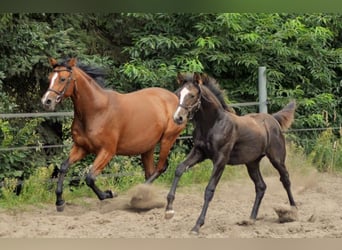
[0,117,47,181]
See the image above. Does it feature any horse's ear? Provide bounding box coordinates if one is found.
[177,72,184,85]
[193,72,203,85]
[49,58,57,67]
[68,58,77,67]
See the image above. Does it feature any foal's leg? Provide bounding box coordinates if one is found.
[246,160,267,221]
[55,145,86,212]
[267,137,296,208]
[85,149,116,200]
[268,156,296,207]
[165,147,204,219]
[191,158,226,234]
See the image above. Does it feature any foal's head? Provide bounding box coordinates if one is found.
[41,58,77,111]
[173,72,203,125]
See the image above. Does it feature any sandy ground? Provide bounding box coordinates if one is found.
[0,166,342,238]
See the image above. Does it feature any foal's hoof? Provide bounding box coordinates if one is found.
[56,202,65,212]
[190,226,200,235]
[190,230,199,236]
[165,210,175,219]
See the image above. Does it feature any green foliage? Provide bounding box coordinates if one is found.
[0,117,46,180]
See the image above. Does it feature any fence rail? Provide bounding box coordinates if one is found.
[0,111,74,119]
[0,101,263,119]
[0,137,194,152]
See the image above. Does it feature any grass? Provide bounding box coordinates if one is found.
[308,128,342,173]
[0,166,56,209]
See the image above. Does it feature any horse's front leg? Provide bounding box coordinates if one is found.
[55,145,86,212]
[165,147,204,219]
[55,158,70,212]
[85,149,116,200]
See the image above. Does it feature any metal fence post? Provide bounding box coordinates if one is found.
[258,66,268,113]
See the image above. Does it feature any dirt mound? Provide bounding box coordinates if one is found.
[127,184,165,210]
[273,206,298,223]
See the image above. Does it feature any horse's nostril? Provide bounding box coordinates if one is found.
[45,99,52,105]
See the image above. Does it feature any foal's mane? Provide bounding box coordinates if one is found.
[200,74,231,112]
[55,58,106,88]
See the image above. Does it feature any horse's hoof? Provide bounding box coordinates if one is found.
[56,202,65,212]
[165,210,175,219]
[105,190,117,199]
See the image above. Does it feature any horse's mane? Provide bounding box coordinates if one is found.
[55,58,106,88]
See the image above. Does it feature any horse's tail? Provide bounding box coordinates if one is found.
[272,101,296,131]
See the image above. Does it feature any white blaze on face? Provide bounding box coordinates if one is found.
[41,72,58,103]
[173,87,191,119]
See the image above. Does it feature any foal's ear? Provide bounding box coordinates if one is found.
[49,58,58,67]
[177,72,184,85]
[193,72,203,85]
[68,58,77,68]
[200,73,209,83]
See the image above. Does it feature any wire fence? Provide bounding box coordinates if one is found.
[0,107,341,153]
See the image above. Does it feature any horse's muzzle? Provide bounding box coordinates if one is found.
[41,88,64,111]
[41,96,57,111]
[173,106,188,125]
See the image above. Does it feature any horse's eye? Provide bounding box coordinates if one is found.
[60,77,66,83]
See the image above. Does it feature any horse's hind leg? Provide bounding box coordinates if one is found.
[145,135,177,183]
[246,160,267,221]
[141,148,156,181]
[85,149,117,200]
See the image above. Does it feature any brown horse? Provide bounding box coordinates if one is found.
[41,58,185,211]
[165,72,297,234]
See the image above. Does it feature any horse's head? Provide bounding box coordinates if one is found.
[173,72,202,125]
[41,58,77,111]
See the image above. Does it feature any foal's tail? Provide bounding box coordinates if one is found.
[272,101,296,131]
